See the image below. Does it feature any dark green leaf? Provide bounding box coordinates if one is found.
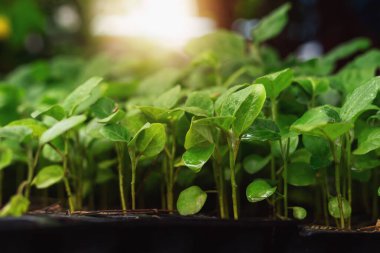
[285,162,316,186]
[100,124,131,143]
[243,154,271,174]
[241,118,281,142]
[0,194,29,217]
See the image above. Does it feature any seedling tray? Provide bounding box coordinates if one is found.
[0,213,379,253]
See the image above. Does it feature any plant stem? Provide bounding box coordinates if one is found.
[25,145,41,199]
[271,100,278,122]
[0,170,3,207]
[329,139,345,229]
[213,146,227,219]
[116,143,127,211]
[63,137,75,213]
[345,133,352,228]
[129,150,139,210]
[321,168,330,226]
[227,131,240,220]
[282,138,290,218]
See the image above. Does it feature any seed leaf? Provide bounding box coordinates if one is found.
[293,206,307,220]
[328,197,351,219]
[32,165,64,189]
[255,68,293,101]
[285,162,316,186]
[246,179,277,203]
[100,124,131,143]
[177,185,207,215]
[0,194,30,217]
[134,123,166,158]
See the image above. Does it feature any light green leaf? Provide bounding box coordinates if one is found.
[31,104,66,121]
[97,110,125,124]
[285,162,316,186]
[0,126,32,142]
[91,97,117,119]
[32,165,64,189]
[324,38,371,63]
[353,128,380,155]
[134,123,166,158]
[184,91,214,117]
[340,77,380,122]
[241,118,281,142]
[255,68,293,101]
[40,115,86,145]
[177,185,207,215]
[62,76,103,115]
[154,85,181,109]
[0,145,13,170]
[293,206,307,220]
[8,119,47,138]
[243,154,271,174]
[100,124,131,143]
[246,179,277,203]
[184,119,214,149]
[182,144,215,173]
[0,194,30,217]
[328,197,351,219]
[251,3,291,43]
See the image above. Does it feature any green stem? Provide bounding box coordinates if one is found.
[116,143,127,211]
[63,137,75,213]
[0,170,3,207]
[227,132,240,220]
[213,146,227,219]
[25,145,41,199]
[345,133,352,228]
[329,139,345,229]
[129,150,139,210]
[321,168,330,226]
[282,138,290,218]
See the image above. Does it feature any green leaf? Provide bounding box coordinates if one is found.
[134,123,166,158]
[241,118,281,142]
[271,135,299,157]
[97,110,126,124]
[0,194,30,217]
[251,3,291,43]
[100,124,131,143]
[243,154,271,174]
[177,185,207,215]
[31,104,66,121]
[184,119,214,149]
[353,128,380,155]
[220,84,266,135]
[0,126,32,142]
[0,145,12,170]
[40,115,86,145]
[324,38,371,63]
[8,119,47,138]
[194,116,235,132]
[138,106,183,123]
[295,77,329,96]
[184,91,214,117]
[302,135,330,155]
[182,144,215,173]
[286,162,316,186]
[292,207,307,220]
[246,179,277,203]
[91,97,117,119]
[377,187,380,197]
[328,197,351,219]
[154,85,181,109]
[255,68,293,101]
[62,77,103,115]
[340,77,380,122]
[32,165,64,189]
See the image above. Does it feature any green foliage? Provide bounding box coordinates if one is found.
[177,186,207,215]
[246,179,277,203]
[292,207,307,220]
[32,165,64,189]
[0,194,30,217]
[328,197,352,219]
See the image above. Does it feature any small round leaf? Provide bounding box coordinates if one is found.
[32,165,64,189]
[246,179,277,203]
[328,197,351,219]
[177,186,207,216]
[292,206,307,220]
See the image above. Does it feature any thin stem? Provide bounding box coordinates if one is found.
[345,133,352,228]
[282,138,290,218]
[213,145,227,219]
[63,137,75,213]
[321,168,330,226]
[116,143,127,211]
[129,150,139,210]
[0,170,3,207]
[329,139,345,229]
[25,145,41,199]
[227,132,240,220]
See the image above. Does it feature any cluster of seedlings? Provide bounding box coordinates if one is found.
[0,3,379,229]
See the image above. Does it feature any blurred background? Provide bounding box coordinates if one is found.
[1,0,380,75]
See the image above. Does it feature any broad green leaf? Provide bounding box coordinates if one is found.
[353,153,380,170]
[302,135,330,155]
[243,154,271,174]
[182,144,215,173]
[31,104,66,121]
[91,97,117,119]
[32,165,64,189]
[138,106,183,123]
[177,185,207,215]
[42,143,62,162]
[255,68,293,101]
[0,145,12,170]
[353,128,380,155]
[285,162,316,186]
[134,123,166,158]
[246,179,277,203]
[137,68,180,95]
[241,118,281,142]
[184,119,214,149]
[293,207,307,220]
[295,77,329,96]
[40,115,86,145]
[0,126,32,142]
[215,84,245,115]
[251,3,291,43]
[8,119,47,138]
[0,194,30,217]
[194,116,235,132]
[328,197,351,219]
[220,84,266,135]
[324,38,371,63]
[340,77,380,122]
[123,110,147,136]
[154,85,181,109]
[97,110,125,124]
[62,76,103,115]
[184,91,214,117]
[100,124,131,143]
[352,169,371,183]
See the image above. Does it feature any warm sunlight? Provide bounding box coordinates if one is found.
[92,0,215,48]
